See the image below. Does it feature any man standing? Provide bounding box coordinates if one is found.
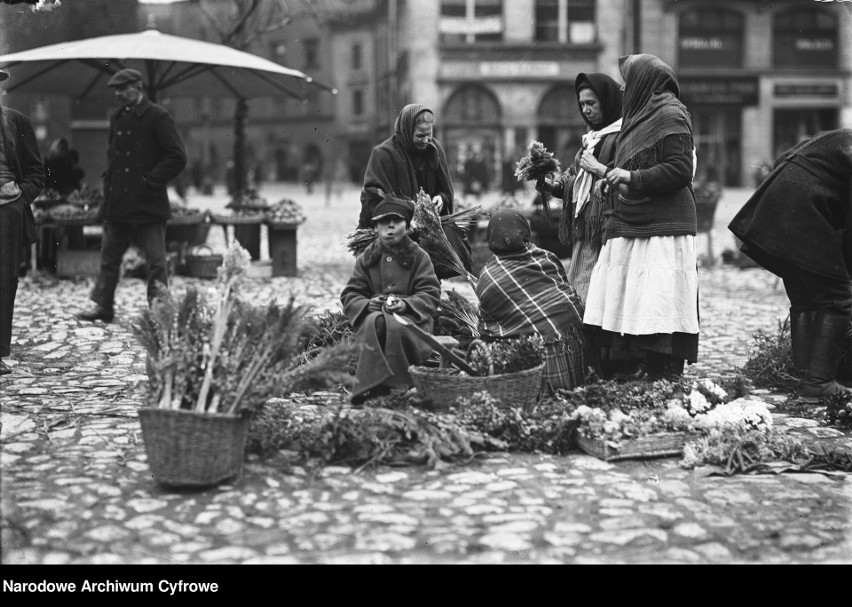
[76,68,186,323]
[0,68,45,375]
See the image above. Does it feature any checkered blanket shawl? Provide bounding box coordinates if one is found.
[476,244,586,390]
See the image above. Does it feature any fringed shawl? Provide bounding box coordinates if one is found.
[476,242,585,342]
[615,54,693,172]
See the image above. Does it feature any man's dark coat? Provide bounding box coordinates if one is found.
[729,129,852,281]
[102,98,187,223]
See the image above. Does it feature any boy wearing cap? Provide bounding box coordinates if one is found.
[0,68,45,376]
[341,195,441,404]
[76,68,187,323]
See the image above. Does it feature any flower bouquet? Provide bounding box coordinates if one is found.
[132,242,357,486]
[515,141,561,223]
[568,378,773,462]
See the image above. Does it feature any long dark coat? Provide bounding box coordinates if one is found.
[341,237,441,400]
[102,98,187,223]
[0,106,44,245]
[728,129,852,281]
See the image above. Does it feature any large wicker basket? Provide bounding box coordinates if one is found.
[409,363,545,409]
[576,430,701,462]
[138,408,249,487]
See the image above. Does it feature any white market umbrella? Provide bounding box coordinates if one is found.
[0,28,336,101]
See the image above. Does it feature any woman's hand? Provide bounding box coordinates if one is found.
[383,294,407,314]
[605,168,631,186]
[579,151,606,177]
[431,195,444,213]
[368,295,386,312]
[535,177,557,194]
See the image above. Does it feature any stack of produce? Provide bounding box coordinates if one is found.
[168,200,206,225]
[265,198,306,226]
[66,184,104,210]
[46,202,100,225]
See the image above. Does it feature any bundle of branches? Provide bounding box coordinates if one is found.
[515,141,561,223]
[467,335,545,376]
[433,289,480,349]
[132,242,356,415]
[301,406,504,472]
[345,191,480,288]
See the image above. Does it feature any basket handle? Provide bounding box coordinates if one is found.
[189,244,214,257]
[466,339,494,376]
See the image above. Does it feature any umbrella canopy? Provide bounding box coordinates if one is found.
[0,28,337,101]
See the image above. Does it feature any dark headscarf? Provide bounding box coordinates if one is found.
[614,54,692,170]
[575,73,623,130]
[394,104,434,152]
[487,209,531,254]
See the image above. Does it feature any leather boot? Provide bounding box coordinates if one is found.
[75,304,114,323]
[799,312,852,403]
[0,359,10,376]
[789,310,815,376]
[646,352,684,381]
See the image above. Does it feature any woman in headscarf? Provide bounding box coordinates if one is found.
[537,72,623,302]
[584,54,699,380]
[476,209,586,392]
[359,103,473,279]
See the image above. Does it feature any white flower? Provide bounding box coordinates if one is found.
[688,390,710,413]
[700,378,728,401]
[694,398,772,433]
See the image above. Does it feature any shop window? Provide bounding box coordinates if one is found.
[352,42,362,71]
[303,38,319,70]
[678,8,744,68]
[773,8,838,69]
[440,0,503,44]
[534,0,596,44]
[773,108,837,159]
[352,89,364,116]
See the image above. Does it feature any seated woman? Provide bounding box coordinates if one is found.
[341,195,442,405]
[476,209,586,392]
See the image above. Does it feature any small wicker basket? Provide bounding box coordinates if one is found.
[138,407,249,487]
[575,431,701,462]
[185,245,222,279]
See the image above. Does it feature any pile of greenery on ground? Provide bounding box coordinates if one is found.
[740,316,798,393]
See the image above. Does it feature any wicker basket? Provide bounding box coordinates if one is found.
[575,430,701,462]
[409,362,545,408]
[138,407,249,487]
[167,211,208,226]
[185,245,222,279]
[211,212,265,225]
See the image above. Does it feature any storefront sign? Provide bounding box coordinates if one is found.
[774,83,838,97]
[794,38,834,51]
[440,16,502,36]
[679,77,758,106]
[479,62,560,78]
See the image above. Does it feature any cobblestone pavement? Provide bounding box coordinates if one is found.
[1,185,851,564]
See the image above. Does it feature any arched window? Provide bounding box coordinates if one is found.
[678,8,744,68]
[442,85,502,186]
[773,8,838,69]
[537,85,585,160]
[444,85,501,125]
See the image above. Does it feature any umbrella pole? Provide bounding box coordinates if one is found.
[233,97,247,194]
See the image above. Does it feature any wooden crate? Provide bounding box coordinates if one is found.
[56,249,100,277]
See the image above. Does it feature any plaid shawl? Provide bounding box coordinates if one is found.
[476,243,584,341]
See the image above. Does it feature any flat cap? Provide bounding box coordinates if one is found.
[0,69,8,82]
[107,68,143,88]
[371,195,415,223]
